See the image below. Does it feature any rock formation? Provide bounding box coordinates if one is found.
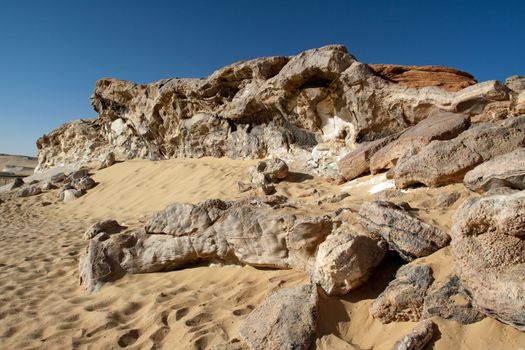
[239,284,318,350]
[450,190,525,331]
[369,64,476,92]
[391,320,435,350]
[36,45,517,175]
[370,265,433,323]
[358,201,449,261]
[463,148,525,193]
[311,223,386,295]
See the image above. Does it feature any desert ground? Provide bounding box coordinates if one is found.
[1,157,524,349]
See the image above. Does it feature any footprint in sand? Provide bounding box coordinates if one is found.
[184,312,212,327]
[175,307,190,321]
[232,304,255,316]
[117,329,139,347]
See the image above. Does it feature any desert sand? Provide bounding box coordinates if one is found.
[1,158,525,349]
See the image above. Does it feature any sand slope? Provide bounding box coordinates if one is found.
[1,158,524,349]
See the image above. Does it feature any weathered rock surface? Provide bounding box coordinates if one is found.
[7,177,24,190]
[17,185,42,197]
[239,284,318,350]
[248,158,289,185]
[506,75,525,93]
[369,64,476,92]
[451,191,525,331]
[434,191,461,208]
[463,148,525,193]
[71,176,96,191]
[337,134,398,180]
[370,265,433,323]
[369,111,470,173]
[422,275,485,324]
[37,45,513,173]
[391,320,435,350]
[60,188,84,202]
[84,219,123,240]
[99,152,116,169]
[311,224,386,295]
[391,116,525,188]
[80,197,334,292]
[358,201,449,261]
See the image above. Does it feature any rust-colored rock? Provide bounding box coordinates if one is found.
[369,64,477,92]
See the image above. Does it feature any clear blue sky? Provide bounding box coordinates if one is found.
[1,0,523,156]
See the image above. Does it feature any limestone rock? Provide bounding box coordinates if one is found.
[450,191,525,330]
[71,176,96,191]
[391,116,525,188]
[84,219,123,240]
[463,148,525,193]
[338,134,398,180]
[311,224,386,295]
[40,181,56,191]
[239,284,318,350]
[7,177,24,190]
[369,64,476,92]
[17,185,42,197]
[391,320,435,350]
[99,151,116,169]
[370,265,433,323]
[37,45,511,173]
[358,201,449,261]
[60,188,84,202]
[422,275,485,324]
[505,75,525,93]
[369,111,470,174]
[248,158,289,185]
[50,172,66,183]
[80,197,334,292]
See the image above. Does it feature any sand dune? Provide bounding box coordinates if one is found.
[1,158,524,349]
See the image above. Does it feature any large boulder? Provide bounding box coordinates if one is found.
[358,201,449,261]
[391,116,525,188]
[450,191,525,331]
[463,148,525,193]
[311,223,386,295]
[80,197,334,292]
[369,111,470,173]
[370,265,433,323]
[239,284,318,350]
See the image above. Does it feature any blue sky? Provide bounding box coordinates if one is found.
[1,0,524,156]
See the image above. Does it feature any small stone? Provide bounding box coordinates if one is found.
[391,320,435,350]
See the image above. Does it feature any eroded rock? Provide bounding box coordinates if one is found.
[451,191,525,331]
[239,284,318,350]
[311,224,386,295]
[370,265,433,323]
[358,201,449,261]
[391,320,435,350]
[463,148,525,193]
[391,116,525,188]
[422,275,485,324]
[248,158,289,185]
[84,219,124,240]
[17,185,42,197]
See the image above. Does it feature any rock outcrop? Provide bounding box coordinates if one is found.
[391,116,525,188]
[36,45,515,174]
[450,191,525,331]
[369,64,476,92]
[358,201,449,261]
[370,265,433,323]
[239,284,318,350]
[463,148,525,193]
[80,196,335,292]
[311,223,386,295]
